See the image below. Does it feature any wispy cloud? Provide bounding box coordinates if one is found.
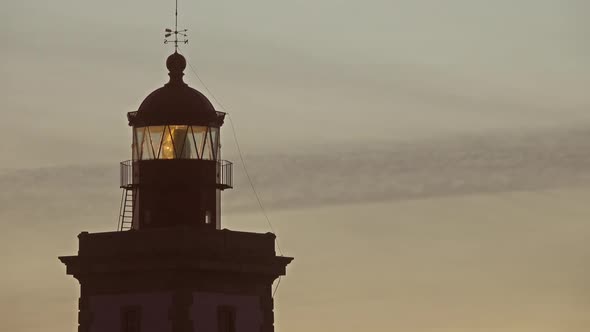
[2,126,590,223]
[228,127,590,210]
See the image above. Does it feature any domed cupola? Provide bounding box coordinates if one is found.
[128,52,224,127]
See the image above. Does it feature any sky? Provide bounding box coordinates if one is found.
[1,0,590,331]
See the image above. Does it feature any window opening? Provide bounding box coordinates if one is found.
[170,125,189,158]
[140,127,154,160]
[193,126,208,159]
[160,126,176,159]
[148,126,165,159]
[217,306,236,332]
[121,306,141,332]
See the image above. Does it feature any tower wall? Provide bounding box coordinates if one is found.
[83,292,266,332]
[87,292,173,332]
[134,160,218,229]
[191,292,262,331]
[60,229,292,332]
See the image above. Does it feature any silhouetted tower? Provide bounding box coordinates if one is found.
[118,51,231,232]
[59,43,292,332]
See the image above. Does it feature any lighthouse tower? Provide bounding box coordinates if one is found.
[59,42,292,332]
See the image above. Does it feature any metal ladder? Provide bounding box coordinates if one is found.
[118,189,134,231]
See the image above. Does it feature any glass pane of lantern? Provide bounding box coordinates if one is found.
[141,127,155,160]
[184,126,199,159]
[148,126,165,159]
[209,127,219,160]
[192,126,208,159]
[202,128,214,160]
[169,125,189,158]
[160,126,176,159]
[134,127,145,161]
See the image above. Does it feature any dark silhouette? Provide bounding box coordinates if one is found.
[59,51,292,332]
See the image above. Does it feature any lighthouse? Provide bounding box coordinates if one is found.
[58,22,293,332]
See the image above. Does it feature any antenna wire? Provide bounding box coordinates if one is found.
[182,51,285,258]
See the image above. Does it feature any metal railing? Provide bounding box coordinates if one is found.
[120,160,134,189]
[119,159,233,190]
[217,160,233,190]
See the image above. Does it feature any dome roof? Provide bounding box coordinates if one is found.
[128,52,224,127]
[138,84,216,115]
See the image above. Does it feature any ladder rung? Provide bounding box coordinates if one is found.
[118,188,136,231]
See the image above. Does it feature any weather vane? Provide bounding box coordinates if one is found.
[164,0,188,52]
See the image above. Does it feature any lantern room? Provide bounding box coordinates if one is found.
[132,125,219,161]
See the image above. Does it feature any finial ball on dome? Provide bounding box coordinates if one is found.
[166,52,187,73]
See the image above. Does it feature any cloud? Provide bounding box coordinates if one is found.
[2,126,590,224]
[224,126,590,210]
